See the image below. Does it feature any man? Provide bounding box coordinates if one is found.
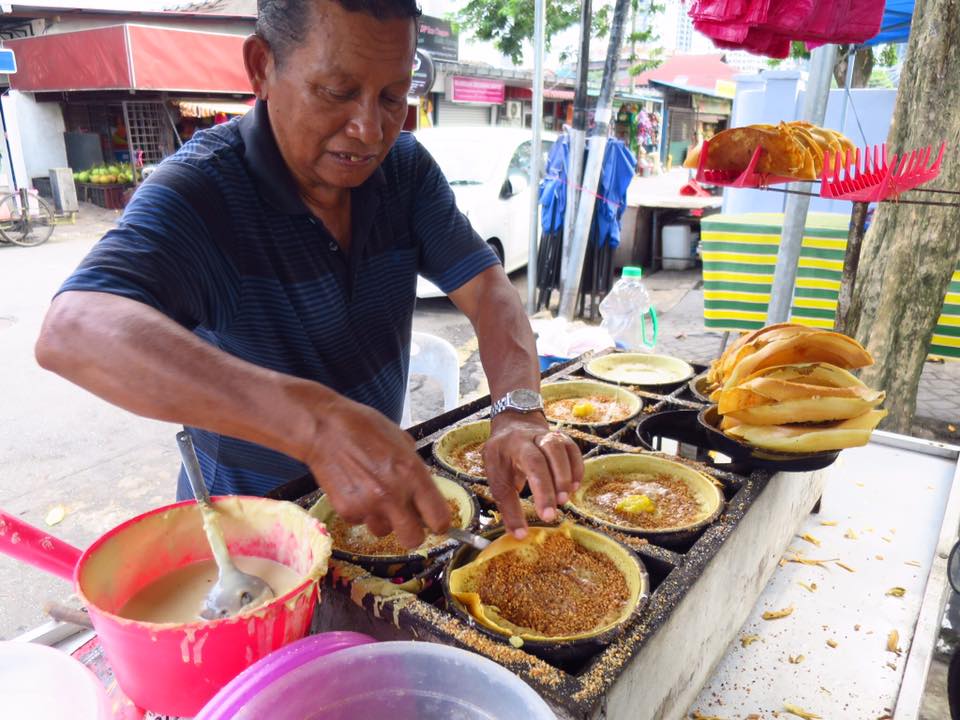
[35,0,583,548]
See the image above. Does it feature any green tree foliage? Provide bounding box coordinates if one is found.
[455,0,582,65]
[878,43,900,67]
[768,42,900,87]
[456,0,664,68]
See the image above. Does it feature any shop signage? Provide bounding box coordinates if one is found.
[714,79,736,98]
[697,96,732,116]
[418,16,458,64]
[0,49,17,74]
[451,76,505,104]
[409,49,435,97]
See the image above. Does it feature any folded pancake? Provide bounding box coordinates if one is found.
[790,124,825,176]
[718,363,883,413]
[790,121,843,172]
[683,142,704,169]
[448,522,641,642]
[721,330,873,389]
[725,409,888,453]
[696,124,813,178]
[688,121,855,180]
[707,323,822,396]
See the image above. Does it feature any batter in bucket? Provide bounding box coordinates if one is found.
[118,556,302,624]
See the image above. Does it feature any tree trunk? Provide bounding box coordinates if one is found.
[833,47,875,88]
[846,0,960,434]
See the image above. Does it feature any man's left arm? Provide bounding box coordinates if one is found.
[449,266,583,538]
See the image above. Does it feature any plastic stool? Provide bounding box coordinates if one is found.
[401,331,460,428]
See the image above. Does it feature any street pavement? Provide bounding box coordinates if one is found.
[2,202,959,651]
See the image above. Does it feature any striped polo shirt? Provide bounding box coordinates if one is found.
[59,100,498,498]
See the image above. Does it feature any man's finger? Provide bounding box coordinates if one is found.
[538,433,574,504]
[518,446,557,522]
[564,437,585,492]
[385,498,427,549]
[412,475,453,534]
[321,472,369,525]
[489,477,528,538]
[364,513,392,537]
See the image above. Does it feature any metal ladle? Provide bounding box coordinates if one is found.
[175,431,274,620]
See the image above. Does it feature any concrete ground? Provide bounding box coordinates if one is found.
[1,203,957,716]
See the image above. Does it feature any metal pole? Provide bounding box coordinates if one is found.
[766,44,837,323]
[526,0,546,314]
[838,46,856,134]
[561,0,591,292]
[558,0,631,320]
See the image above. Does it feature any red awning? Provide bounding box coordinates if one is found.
[505,86,575,102]
[7,24,250,94]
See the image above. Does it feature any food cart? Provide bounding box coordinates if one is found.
[13,348,956,720]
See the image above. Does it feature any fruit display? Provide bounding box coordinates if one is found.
[73,163,142,186]
[684,121,857,181]
[704,323,886,454]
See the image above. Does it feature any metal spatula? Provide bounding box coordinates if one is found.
[445,527,491,551]
[176,431,274,620]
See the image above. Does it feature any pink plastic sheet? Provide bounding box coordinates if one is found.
[688,0,884,57]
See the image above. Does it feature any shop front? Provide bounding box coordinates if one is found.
[648,79,732,167]
[436,76,504,127]
[5,23,251,206]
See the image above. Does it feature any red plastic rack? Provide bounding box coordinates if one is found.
[819,141,947,202]
[694,135,947,202]
[694,140,798,188]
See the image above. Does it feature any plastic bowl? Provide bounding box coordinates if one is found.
[206,640,557,720]
[76,496,332,717]
[196,632,376,720]
[0,641,111,720]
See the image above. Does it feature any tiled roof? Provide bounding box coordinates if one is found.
[634,54,736,92]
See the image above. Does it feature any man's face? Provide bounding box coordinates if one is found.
[258,1,415,193]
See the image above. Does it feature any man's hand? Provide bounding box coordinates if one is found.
[482,412,584,538]
[303,395,452,548]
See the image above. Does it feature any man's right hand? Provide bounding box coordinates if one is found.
[302,395,452,548]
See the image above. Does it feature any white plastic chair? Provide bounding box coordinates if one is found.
[401,331,460,428]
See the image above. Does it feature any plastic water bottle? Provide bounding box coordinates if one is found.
[599,266,659,351]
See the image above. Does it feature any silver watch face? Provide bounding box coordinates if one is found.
[507,388,542,411]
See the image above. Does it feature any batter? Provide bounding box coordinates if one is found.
[544,395,630,424]
[602,362,676,385]
[118,556,302,623]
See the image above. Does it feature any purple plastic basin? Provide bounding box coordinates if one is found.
[194,631,376,720]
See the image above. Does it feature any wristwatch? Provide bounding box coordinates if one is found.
[490,388,544,418]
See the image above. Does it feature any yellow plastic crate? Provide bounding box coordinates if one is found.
[701,212,960,359]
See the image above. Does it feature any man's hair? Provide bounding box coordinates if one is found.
[257,0,421,64]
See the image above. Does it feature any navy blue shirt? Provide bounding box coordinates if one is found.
[59,101,498,497]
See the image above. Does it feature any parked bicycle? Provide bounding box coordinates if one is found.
[0,187,55,247]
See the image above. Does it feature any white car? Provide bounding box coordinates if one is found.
[412,126,556,299]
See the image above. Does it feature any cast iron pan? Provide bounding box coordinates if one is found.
[442,524,648,666]
[635,409,713,455]
[687,372,714,404]
[697,405,840,472]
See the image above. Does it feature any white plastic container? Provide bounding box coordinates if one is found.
[662,224,694,270]
[0,641,111,720]
[228,640,557,720]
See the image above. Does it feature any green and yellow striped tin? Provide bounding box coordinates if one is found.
[700,212,960,360]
